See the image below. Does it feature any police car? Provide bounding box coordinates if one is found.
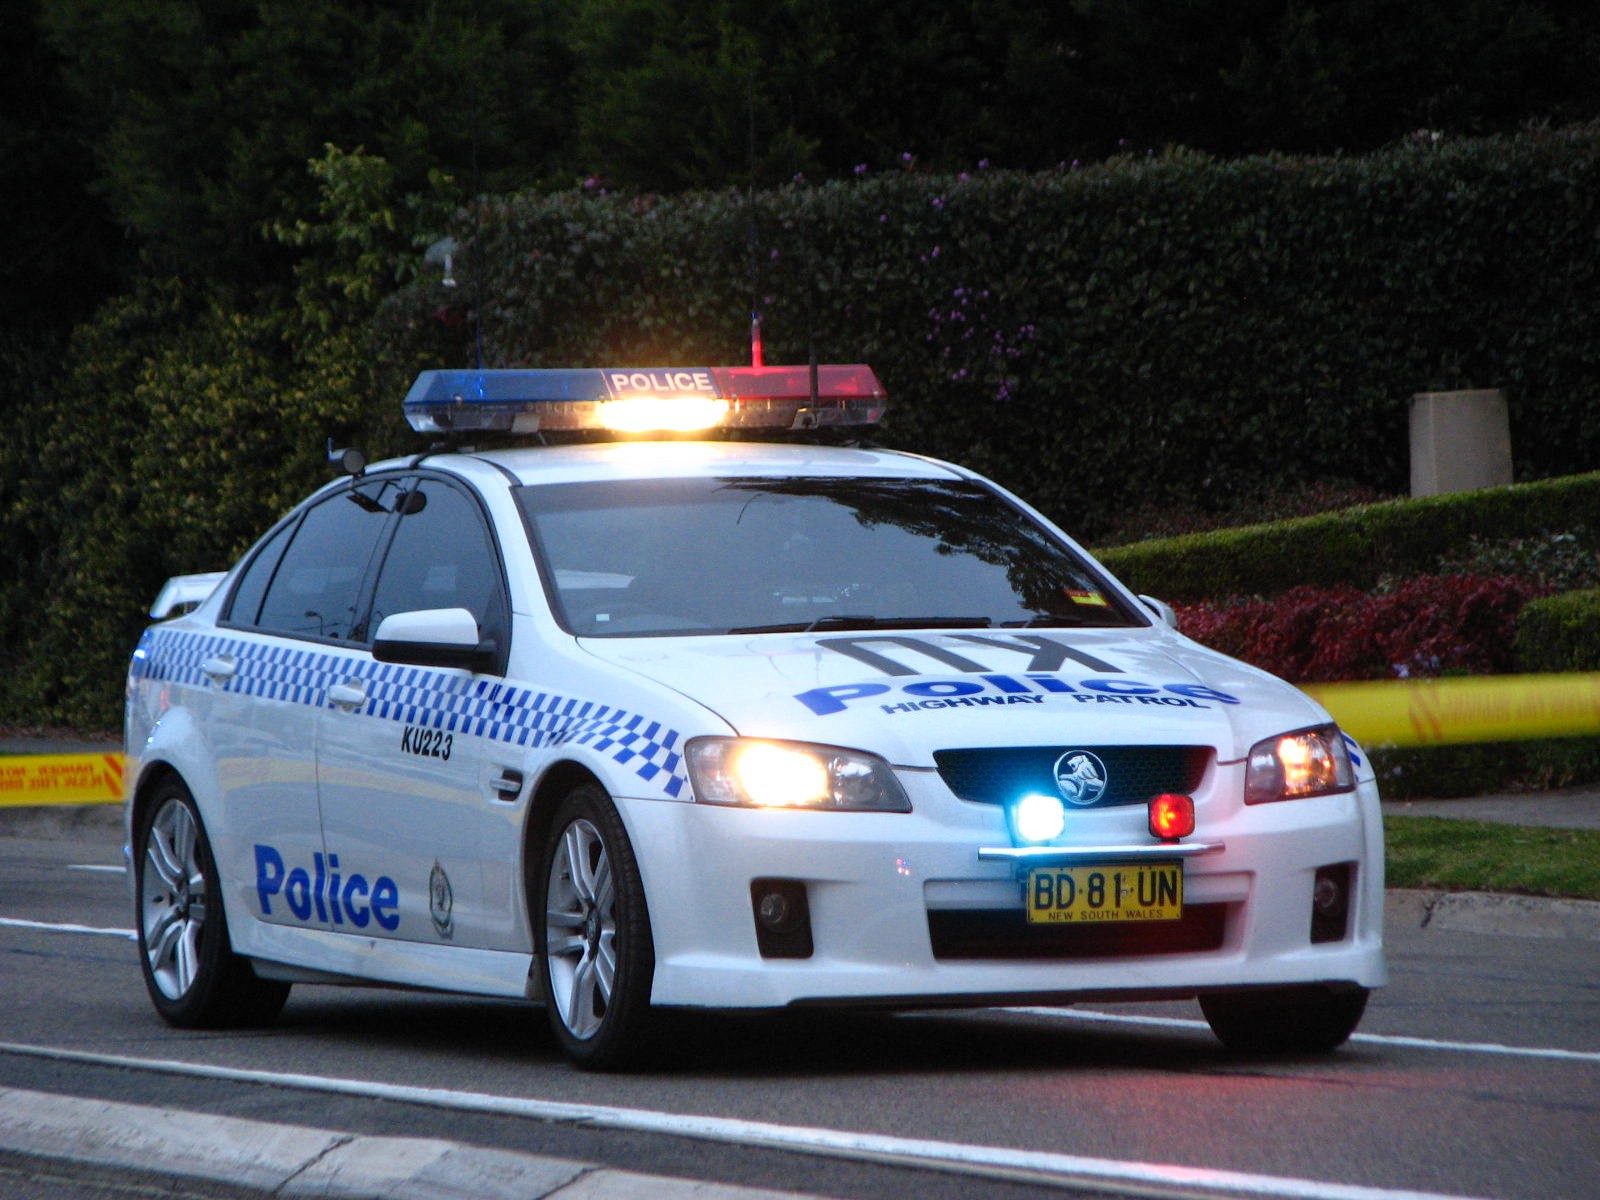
[125,363,1385,1069]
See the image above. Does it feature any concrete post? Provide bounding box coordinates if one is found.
[1409,389,1512,497]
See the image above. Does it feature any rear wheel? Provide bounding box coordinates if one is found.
[1200,985,1369,1054]
[134,778,289,1027]
[536,783,655,1070]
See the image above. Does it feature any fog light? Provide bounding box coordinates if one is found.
[1012,793,1066,843]
[1311,862,1353,943]
[750,879,813,958]
[757,890,794,931]
[1148,793,1195,841]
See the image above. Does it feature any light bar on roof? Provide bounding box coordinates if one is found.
[403,365,888,436]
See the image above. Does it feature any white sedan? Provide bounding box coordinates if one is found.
[125,364,1385,1069]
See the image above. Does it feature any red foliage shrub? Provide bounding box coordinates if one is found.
[1174,574,1549,683]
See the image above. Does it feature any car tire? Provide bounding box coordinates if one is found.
[134,778,290,1028]
[1200,985,1369,1054]
[536,783,655,1070]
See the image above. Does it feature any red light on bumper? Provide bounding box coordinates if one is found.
[1148,793,1196,840]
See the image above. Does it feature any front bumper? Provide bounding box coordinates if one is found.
[619,764,1386,1009]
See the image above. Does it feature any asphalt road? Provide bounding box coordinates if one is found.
[1,806,1597,1200]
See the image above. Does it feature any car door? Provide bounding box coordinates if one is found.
[207,477,397,940]
[313,473,519,950]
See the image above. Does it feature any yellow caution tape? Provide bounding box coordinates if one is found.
[3,674,1598,805]
[1303,673,1600,748]
[0,753,125,807]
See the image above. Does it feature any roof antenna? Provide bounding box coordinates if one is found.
[466,2,486,371]
[746,71,763,368]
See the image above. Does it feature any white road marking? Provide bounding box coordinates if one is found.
[0,916,135,940]
[0,1041,1496,1200]
[999,1007,1600,1065]
[67,864,124,874]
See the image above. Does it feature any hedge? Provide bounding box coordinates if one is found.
[1095,472,1600,602]
[393,127,1600,546]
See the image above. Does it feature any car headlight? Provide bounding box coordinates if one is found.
[1244,724,1355,805]
[685,738,911,812]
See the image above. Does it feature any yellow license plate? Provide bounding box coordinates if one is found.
[1025,862,1182,924]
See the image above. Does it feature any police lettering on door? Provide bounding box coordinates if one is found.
[255,844,401,931]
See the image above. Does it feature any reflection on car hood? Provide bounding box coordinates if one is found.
[577,627,1332,765]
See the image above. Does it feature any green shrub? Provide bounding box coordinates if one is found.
[1097,474,1600,602]
[413,128,1600,544]
[1516,588,1600,672]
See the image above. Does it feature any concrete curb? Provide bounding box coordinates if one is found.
[1386,888,1600,941]
[0,1086,828,1200]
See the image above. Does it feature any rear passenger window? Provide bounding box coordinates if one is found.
[252,482,394,641]
[226,517,295,627]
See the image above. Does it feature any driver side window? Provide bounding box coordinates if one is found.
[367,478,504,638]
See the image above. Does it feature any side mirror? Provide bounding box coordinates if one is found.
[1138,594,1178,630]
[373,607,500,674]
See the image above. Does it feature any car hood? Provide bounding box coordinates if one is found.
[577,627,1332,766]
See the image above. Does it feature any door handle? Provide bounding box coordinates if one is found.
[200,655,236,683]
[327,681,366,711]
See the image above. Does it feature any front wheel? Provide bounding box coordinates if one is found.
[1200,985,1369,1054]
[134,778,289,1027]
[535,784,655,1070]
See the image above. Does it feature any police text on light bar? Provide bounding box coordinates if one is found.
[403,365,887,436]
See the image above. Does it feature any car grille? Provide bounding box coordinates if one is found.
[927,903,1228,961]
[932,745,1210,809]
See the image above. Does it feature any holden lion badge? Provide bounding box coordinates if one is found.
[1054,751,1108,806]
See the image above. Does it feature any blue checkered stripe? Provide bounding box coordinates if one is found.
[135,628,689,799]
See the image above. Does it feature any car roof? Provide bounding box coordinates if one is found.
[407,440,971,488]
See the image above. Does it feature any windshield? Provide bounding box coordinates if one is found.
[516,476,1145,637]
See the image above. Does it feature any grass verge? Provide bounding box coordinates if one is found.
[1385,816,1600,901]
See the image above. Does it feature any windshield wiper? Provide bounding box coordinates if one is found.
[726,615,994,634]
[1000,613,1130,628]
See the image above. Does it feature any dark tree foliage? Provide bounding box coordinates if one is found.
[37,0,576,293]
[561,0,1600,187]
[0,0,123,334]
[1069,0,1600,157]
[21,0,1600,304]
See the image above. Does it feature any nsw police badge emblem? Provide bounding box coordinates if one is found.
[429,860,454,939]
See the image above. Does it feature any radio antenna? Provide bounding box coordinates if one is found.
[746,72,763,367]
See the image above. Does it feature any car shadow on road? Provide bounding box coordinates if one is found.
[264,989,1333,1078]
